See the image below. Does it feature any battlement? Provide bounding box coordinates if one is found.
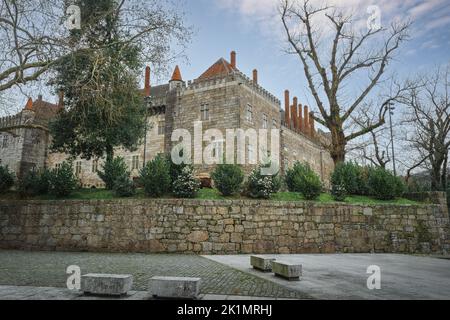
[0,111,31,130]
[182,71,281,107]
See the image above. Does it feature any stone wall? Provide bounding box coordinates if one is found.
[1,197,448,254]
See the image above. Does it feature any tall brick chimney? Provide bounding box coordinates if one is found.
[230,51,236,69]
[284,90,290,128]
[291,103,297,132]
[58,91,64,109]
[293,97,298,131]
[253,69,258,85]
[304,105,310,135]
[309,112,315,137]
[144,66,151,97]
[298,104,303,133]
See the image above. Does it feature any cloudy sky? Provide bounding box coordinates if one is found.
[171,0,450,108]
[3,0,449,115]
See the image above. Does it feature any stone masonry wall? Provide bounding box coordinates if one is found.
[1,198,449,254]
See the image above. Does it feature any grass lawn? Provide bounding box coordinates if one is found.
[0,188,420,205]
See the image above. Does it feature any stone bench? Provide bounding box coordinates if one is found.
[81,274,133,296]
[250,255,276,272]
[272,261,302,281]
[149,276,201,300]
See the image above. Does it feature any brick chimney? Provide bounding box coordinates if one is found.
[298,104,303,133]
[58,91,64,109]
[304,105,310,135]
[38,95,43,101]
[144,66,151,97]
[253,69,258,85]
[284,90,290,128]
[293,97,298,131]
[291,103,297,132]
[309,112,315,137]
[230,51,236,69]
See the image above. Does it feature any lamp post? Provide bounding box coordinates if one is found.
[388,103,397,176]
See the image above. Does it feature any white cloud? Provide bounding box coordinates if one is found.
[216,0,449,41]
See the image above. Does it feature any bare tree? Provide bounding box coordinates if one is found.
[280,0,411,164]
[402,66,450,191]
[0,0,191,135]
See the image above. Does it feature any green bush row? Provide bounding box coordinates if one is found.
[331,162,406,201]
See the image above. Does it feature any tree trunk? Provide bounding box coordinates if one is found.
[330,128,347,165]
[106,144,114,163]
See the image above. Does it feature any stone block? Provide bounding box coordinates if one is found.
[149,276,201,299]
[81,274,133,296]
[250,255,276,272]
[272,261,302,281]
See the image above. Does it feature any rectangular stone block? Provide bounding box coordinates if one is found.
[250,255,276,272]
[149,276,201,299]
[81,274,133,296]
[272,261,302,281]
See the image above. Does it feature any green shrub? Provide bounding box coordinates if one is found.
[331,162,367,195]
[49,162,78,197]
[0,165,15,193]
[285,162,322,200]
[98,157,129,190]
[367,167,405,200]
[19,169,51,196]
[211,164,244,196]
[113,174,136,197]
[331,182,347,202]
[172,166,201,198]
[140,154,171,197]
[246,165,281,199]
[165,154,193,193]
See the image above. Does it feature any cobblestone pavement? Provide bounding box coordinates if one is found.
[0,250,311,299]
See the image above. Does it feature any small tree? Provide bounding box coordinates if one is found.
[367,167,405,200]
[140,154,171,197]
[172,167,201,199]
[0,165,15,193]
[49,162,78,198]
[211,164,244,196]
[113,174,136,198]
[285,162,322,200]
[246,166,281,199]
[18,169,51,197]
[98,157,129,190]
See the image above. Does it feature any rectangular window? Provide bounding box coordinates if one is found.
[201,104,209,121]
[75,161,82,176]
[55,163,62,170]
[246,104,253,122]
[272,119,277,128]
[2,135,8,148]
[262,114,268,129]
[132,155,140,170]
[158,121,165,135]
[92,160,98,173]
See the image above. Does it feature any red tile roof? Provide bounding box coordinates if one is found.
[171,65,183,81]
[197,58,237,80]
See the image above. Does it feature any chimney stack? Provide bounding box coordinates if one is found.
[293,97,298,131]
[309,112,315,137]
[304,105,310,135]
[253,69,258,85]
[58,91,64,109]
[298,104,303,133]
[38,95,43,101]
[144,66,151,97]
[284,90,290,128]
[230,51,236,69]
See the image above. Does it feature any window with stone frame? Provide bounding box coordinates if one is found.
[272,119,277,128]
[1,135,8,148]
[132,155,140,170]
[158,121,165,135]
[92,160,98,173]
[262,114,268,129]
[246,104,253,123]
[55,163,62,170]
[201,104,209,121]
[75,161,82,176]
